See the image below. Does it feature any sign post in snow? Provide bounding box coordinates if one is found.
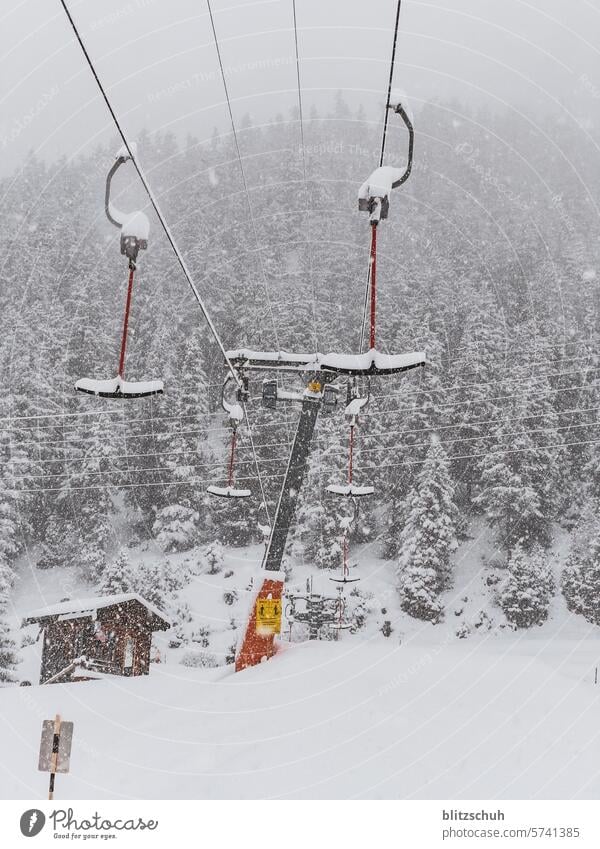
[38,715,74,800]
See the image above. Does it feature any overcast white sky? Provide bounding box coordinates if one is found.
[1,0,599,175]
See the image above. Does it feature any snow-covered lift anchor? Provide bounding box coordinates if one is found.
[75,147,164,399]
[330,512,361,588]
[327,380,373,498]
[358,99,414,351]
[329,499,361,632]
[207,374,251,498]
[358,100,413,225]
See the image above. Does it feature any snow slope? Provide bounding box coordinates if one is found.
[2,635,600,800]
[5,520,600,799]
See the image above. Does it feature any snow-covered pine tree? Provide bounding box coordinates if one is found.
[129,559,168,610]
[475,437,541,552]
[447,280,507,508]
[62,412,118,578]
[398,564,444,623]
[583,443,600,502]
[0,460,19,571]
[0,626,18,685]
[562,522,600,626]
[99,549,132,596]
[0,436,20,685]
[0,614,18,684]
[379,318,447,557]
[474,377,557,553]
[290,412,353,571]
[0,564,18,684]
[499,543,554,627]
[152,504,200,553]
[397,437,457,621]
[151,326,214,552]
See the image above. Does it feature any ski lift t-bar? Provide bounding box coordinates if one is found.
[58,0,241,389]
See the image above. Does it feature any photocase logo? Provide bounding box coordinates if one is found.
[19,809,46,837]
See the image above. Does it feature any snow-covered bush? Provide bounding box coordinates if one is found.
[163,558,189,594]
[171,602,194,646]
[344,587,373,632]
[456,622,470,639]
[223,589,238,606]
[381,620,393,638]
[499,544,554,628]
[203,541,224,575]
[191,625,211,648]
[180,650,218,668]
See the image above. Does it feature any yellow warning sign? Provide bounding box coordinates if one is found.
[256,598,282,634]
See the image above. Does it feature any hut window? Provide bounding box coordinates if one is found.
[124,637,135,670]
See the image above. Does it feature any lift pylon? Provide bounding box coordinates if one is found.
[232,349,424,671]
[231,95,423,672]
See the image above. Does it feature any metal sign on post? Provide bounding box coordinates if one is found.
[38,715,74,799]
[256,598,282,634]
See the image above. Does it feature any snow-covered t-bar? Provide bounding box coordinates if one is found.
[75,376,164,398]
[226,347,426,376]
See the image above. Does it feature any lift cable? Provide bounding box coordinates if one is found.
[58,0,240,387]
[292,0,307,183]
[7,361,598,453]
[11,432,600,496]
[292,0,319,352]
[205,0,283,511]
[9,413,600,484]
[379,0,403,169]
[359,0,403,353]
[7,400,599,465]
[205,0,282,353]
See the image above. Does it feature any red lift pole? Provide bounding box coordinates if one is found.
[118,266,135,379]
[369,222,377,350]
[227,428,238,488]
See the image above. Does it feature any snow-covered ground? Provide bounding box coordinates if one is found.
[1,635,600,799]
[3,520,600,799]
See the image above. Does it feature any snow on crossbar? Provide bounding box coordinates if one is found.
[326,484,375,497]
[206,485,252,499]
[226,348,426,375]
[75,376,164,398]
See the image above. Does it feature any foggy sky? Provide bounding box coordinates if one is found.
[1,0,599,176]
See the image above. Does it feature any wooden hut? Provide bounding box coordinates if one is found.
[23,594,170,684]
